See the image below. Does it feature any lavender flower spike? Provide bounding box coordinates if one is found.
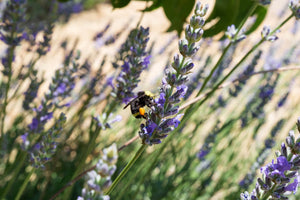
[21,57,80,168]
[78,143,118,200]
[241,118,300,200]
[112,26,150,104]
[139,1,208,145]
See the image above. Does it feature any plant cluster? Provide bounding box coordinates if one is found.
[0,0,300,200]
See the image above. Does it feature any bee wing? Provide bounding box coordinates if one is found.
[123,96,138,109]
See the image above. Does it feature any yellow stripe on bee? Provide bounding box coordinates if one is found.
[145,91,154,97]
[133,112,140,117]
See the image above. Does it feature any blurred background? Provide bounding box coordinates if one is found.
[1,0,300,199]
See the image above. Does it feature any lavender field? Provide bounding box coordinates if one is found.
[0,0,300,200]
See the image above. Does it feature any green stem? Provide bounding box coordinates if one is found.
[62,118,101,199]
[136,0,148,28]
[181,13,293,128]
[196,42,232,97]
[131,144,165,199]
[74,122,101,176]
[196,3,257,97]
[196,14,294,109]
[132,14,295,196]
[271,14,293,34]
[235,3,257,36]
[106,144,147,195]
[1,152,27,199]
[8,58,39,102]
[259,183,277,200]
[0,46,15,136]
[15,168,35,200]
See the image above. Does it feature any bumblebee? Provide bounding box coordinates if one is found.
[123,91,155,119]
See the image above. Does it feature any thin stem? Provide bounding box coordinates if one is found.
[0,46,15,135]
[49,131,140,200]
[47,57,298,200]
[181,13,293,127]
[260,183,277,200]
[235,3,257,36]
[271,14,293,35]
[118,135,139,151]
[136,0,149,28]
[62,118,102,199]
[15,168,35,200]
[102,65,300,158]
[196,41,232,96]
[105,144,147,195]
[180,66,300,110]
[196,3,257,97]
[8,58,39,102]
[1,152,27,199]
[128,15,296,197]
[49,165,97,200]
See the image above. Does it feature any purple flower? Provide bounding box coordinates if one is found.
[285,178,299,193]
[0,0,26,46]
[72,3,82,13]
[261,156,291,181]
[20,133,30,150]
[156,93,166,107]
[112,26,150,104]
[106,76,115,89]
[144,121,158,136]
[242,120,300,199]
[173,114,183,128]
[28,118,39,131]
[139,121,159,145]
[121,62,130,73]
[176,85,188,98]
[137,2,208,145]
[261,26,279,42]
[54,83,67,96]
[142,55,151,69]
[23,76,42,110]
[79,144,117,200]
[40,112,53,122]
[27,113,66,168]
[22,55,79,168]
[197,150,209,160]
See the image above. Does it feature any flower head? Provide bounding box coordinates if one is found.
[78,144,118,200]
[138,1,208,145]
[225,24,246,42]
[261,26,279,42]
[112,26,150,104]
[241,118,300,199]
[21,55,80,168]
[289,0,300,20]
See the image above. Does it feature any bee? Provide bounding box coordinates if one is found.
[123,91,155,119]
